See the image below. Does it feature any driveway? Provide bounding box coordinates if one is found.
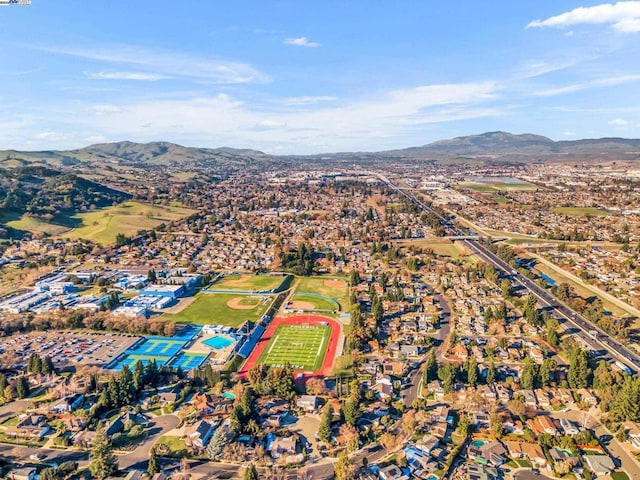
[118,414,180,470]
[290,413,321,460]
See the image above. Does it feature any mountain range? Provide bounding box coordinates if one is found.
[2,131,640,168]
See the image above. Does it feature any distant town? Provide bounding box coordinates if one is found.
[1,142,640,480]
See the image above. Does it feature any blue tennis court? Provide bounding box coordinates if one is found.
[128,339,184,357]
[168,353,208,370]
[107,354,171,371]
[106,325,205,371]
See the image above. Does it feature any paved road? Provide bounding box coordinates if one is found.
[434,293,452,362]
[462,238,640,372]
[514,471,556,480]
[380,173,640,374]
[119,414,180,470]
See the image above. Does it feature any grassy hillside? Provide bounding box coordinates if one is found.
[62,202,196,245]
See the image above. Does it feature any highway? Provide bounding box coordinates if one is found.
[380,174,640,374]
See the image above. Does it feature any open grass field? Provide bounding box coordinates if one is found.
[394,238,467,259]
[552,207,610,217]
[5,215,71,236]
[62,201,196,245]
[257,324,330,370]
[162,293,272,326]
[294,276,349,311]
[212,274,285,292]
[289,293,339,311]
[528,260,634,318]
[456,181,540,192]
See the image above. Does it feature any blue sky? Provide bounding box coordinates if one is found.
[1,1,640,153]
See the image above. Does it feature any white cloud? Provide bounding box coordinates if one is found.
[33,44,271,84]
[533,74,640,96]
[527,1,640,33]
[515,59,580,80]
[22,81,501,153]
[86,71,169,81]
[85,135,107,144]
[255,120,287,129]
[279,96,337,106]
[608,118,629,125]
[562,131,577,136]
[90,104,123,115]
[283,37,321,48]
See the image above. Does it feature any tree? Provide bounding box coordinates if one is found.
[520,361,538,390]
[206,426,227,460]
[486,360,496,385]
[379,432,397,450]
[334,451,355,480]
[539,358,557,387]
[90,425,118,480]
[438,363,457,394]
[305,377,325,396]
[147,269,157,283]
[568,348,590,389]
[39,469,56,480]
[318,404,333,443]
[15,376,30,399]
[545,318,559,348]
[424,349,438,383]
[41,356,54,376]
[244,464,258,480]
[457,416,472,437]
[342,397,360,426]
[467,358,478,387]
[147,446,159,476]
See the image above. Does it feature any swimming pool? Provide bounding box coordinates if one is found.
[471,439,487,448]
[203,335,234,350]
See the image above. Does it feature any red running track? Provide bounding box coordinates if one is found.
[239,315,342,379]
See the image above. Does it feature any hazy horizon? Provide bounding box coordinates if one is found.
[2,1,640,154]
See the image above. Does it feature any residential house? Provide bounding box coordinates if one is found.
[534,389,550,408]
[63,416,87,432]
[400,345,421,357]
[577,389,598,407]
[73,429,97,448]
[467,463,499,480]
[468,440,507,467]
[505,442,547,466]
[472,411,491,429]
[296,395,320,413]
[106,418,124,436]
[549,448,580,468]
[377,463,410,480]
[51,394,85,414]
[267,434,297,459]
[560,418,580,436]
[5,415,50,440]
[184,420,215,449]
[583,455,615,476]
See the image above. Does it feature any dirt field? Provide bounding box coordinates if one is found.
[324,279,347,288]
[220,274,252,285]
[288,300,316,310]
[227,297,261,310]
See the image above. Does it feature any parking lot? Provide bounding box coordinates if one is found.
[0,331,141,369]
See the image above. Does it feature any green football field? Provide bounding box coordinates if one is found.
[258,324,330,371]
